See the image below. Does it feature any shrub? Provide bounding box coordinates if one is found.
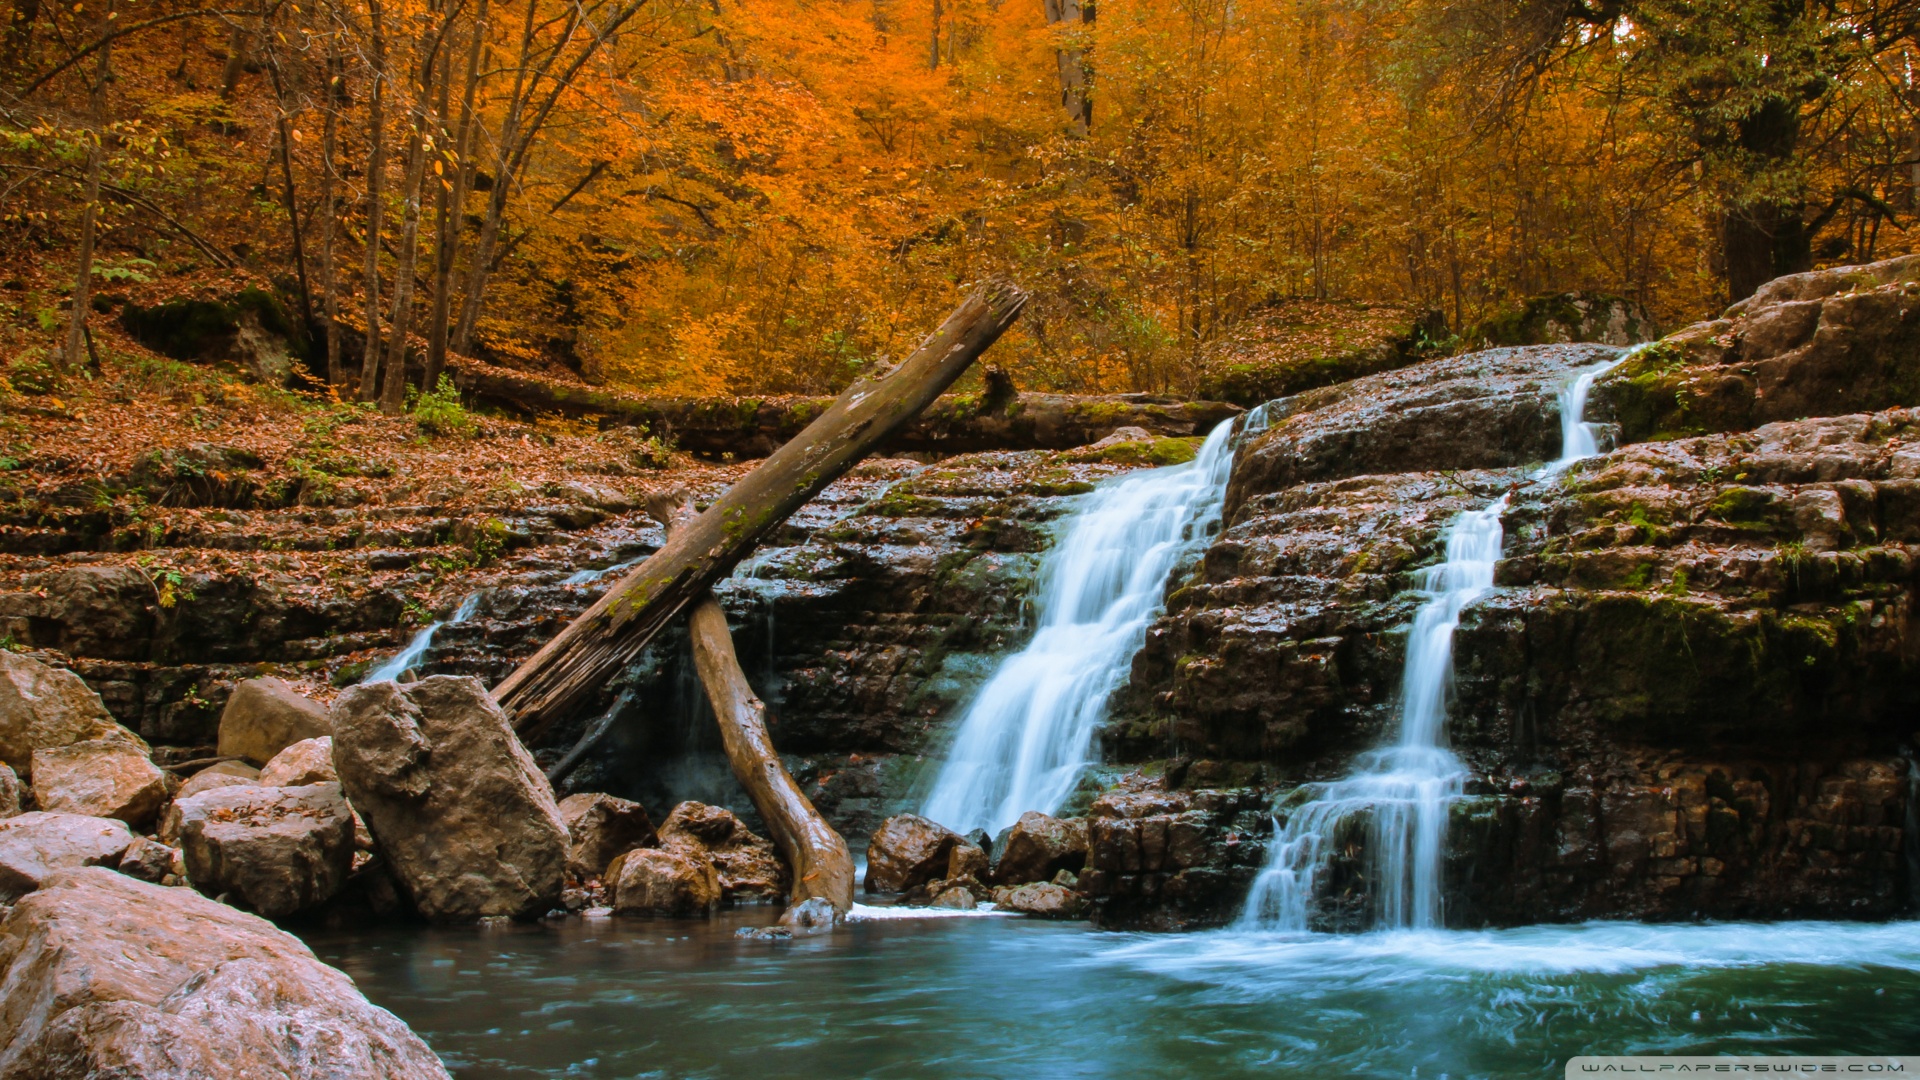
[409,375,476,438]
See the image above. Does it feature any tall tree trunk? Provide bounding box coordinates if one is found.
[320,43,344,385]
[60,0,112,371]
[358,0,389,401]
[929,0,941,69]
[1041,0,1091,134]
[219,19,247,100]
[422,0,484,390]
[1721,95,1808,301]
[379,110,430,413]
[263,40,314,330]
[495,279,1029,738]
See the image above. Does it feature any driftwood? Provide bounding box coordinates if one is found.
[452,361,1240,458]
[651,496,855,913]
[495,278,1029,738]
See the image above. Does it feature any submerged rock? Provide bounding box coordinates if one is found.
[0,867,449,1078]
[608,846,720,916]
[258,736,337,787]
[780,896,838,934]
[991,812,1088,885]
[217,677,331,766]
[28,738,168,829]
[864,814,960,893]
[557,792,657,880]
[0,812,134,901]
[169,783,355,919]
[330,676,567,922]
[996,881,1086,918]
[658,802,786,902]
[0,651,144,780]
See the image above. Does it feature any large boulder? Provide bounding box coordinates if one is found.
[217,677,330,766]
[657,802,785,902]
[258,736,337,786]
[991,812,1088,885]
[28,738,168,828]
[0,867,449,1078]
[864,814,961,894]
[557,792,656,880]
[0,651,145,779]
[329,676,567,922]
[0,812,134,901]
[608,847,720,916]
[0,763,18,820]
[169,783,355,918]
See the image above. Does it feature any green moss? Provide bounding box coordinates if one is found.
[1064,436,1202,467]
[1706,486,1778,530]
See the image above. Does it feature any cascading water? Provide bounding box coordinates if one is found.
[921,420,1239,836]
[1240,354,1625,931]
[361,591,483,684]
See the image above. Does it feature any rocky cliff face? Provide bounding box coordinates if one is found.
[6,255,1918,934]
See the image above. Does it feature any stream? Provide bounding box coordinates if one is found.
[307,913,1920,1079]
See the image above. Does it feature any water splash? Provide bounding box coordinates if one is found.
[1240,353,1625,930]
[921,420,1239,836]
[361,591,484,684]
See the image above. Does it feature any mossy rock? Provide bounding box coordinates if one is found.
[1195,301,1451,407]
[120,287,306,385]
[1468,291,1659,350]
[1063,436,1203,468]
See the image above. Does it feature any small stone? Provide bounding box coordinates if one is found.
[216,677,331,766]
[610,846,720,916]
[946,839,989,881]
[0,761,20,819]
[170,782,356,918]
[864,813,960,893]
[257,736,336,786]
[780,896,838,935]
[176,762,261,800]
[999,881,1086,918]
[992,811,1088,885]
[29,737,168,829]
[557,792,657,879]
[117,835,178,884]
[659,801,785,902]
[0,811,135,901]
[930,886,976,910]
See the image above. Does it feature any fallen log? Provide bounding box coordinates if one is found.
[495,278,1029,738]
[451,360,1240,457]
[650,495,855,914]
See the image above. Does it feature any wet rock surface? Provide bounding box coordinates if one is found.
[0,651,143,779]
[29,737,168,827]
[864,814,961,893]
[658,801,787,903]
[0,867,449,1078]
[558,792,657,880]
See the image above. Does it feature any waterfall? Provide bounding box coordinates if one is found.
[920,420,1241,836]
[1240,354,1624,931]
[362,592,483,684]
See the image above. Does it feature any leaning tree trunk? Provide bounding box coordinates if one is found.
[494,278,1028,739]
[652,496,855,914]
